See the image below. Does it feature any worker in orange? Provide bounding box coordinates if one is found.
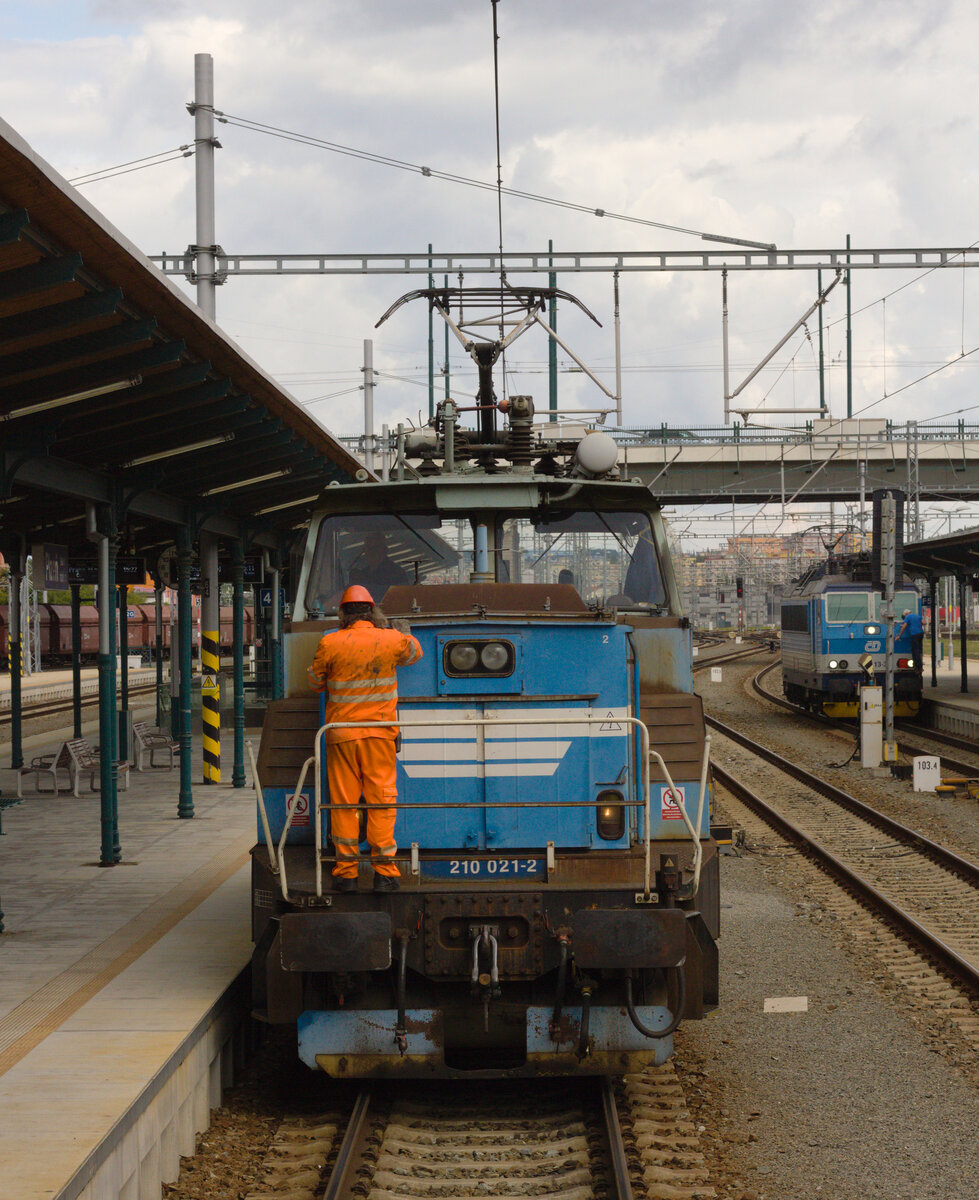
[307,584,423,893]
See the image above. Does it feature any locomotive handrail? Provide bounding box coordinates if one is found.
[277,754,316,900]
[274,714,706,903]
[247,738,278,875]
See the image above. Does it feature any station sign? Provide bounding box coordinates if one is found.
[218,556,262,584]
[32,543,69,589]
[68,556,147,585]
[259,587,286,610]
[158,554,262,588]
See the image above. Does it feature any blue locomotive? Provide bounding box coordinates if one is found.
[249,287,718,1077]
[780,552,922,717]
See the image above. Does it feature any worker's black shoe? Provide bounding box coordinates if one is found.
[373,874,400,893]
[333,876,357,893]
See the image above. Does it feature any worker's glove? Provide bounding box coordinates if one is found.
[392,618,411,635]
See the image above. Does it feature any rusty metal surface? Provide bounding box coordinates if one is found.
[383,583,592,616]
[279,911,392,972]
[424,892,543,977]
[572,907,686,969]
[631,626,688,693]
[641,691,707,782]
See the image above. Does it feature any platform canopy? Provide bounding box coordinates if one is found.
[0,115,364,566]
[903,528,979,580]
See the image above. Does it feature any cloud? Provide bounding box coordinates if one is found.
[2,0,979,473]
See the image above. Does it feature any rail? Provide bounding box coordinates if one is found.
[274,714,710,903]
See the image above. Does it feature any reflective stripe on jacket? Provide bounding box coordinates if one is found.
[309,620,423,742]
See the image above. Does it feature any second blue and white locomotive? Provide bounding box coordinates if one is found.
[780,552,922,717]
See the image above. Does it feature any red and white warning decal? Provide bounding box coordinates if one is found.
[660,784,685,821]
[288,792,311,827]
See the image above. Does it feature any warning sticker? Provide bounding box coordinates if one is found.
[599,710,622,732]
[288,792,311,828]
[661,784,685,821]
[201,673,218,692]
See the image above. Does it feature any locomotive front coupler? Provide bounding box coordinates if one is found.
[470,924,502,1031]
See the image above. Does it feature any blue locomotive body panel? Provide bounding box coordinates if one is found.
[781,567,922,715]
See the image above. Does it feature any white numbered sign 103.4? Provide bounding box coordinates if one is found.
[912,756,941,792]
[710,666,722,683]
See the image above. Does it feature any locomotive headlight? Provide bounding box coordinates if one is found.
[480,642,510,672]
[443,639,515,677]
[448,643,479,672]
[596,790,625,840]
[828,659,840,669]
[865,624,879,635]
[838,659,848,669]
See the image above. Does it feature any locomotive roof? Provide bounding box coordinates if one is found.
[313,473,661,517]
[783,569,919,599]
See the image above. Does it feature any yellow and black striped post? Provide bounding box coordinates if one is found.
[201,629,221,782]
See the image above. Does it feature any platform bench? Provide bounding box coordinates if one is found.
[14,742,73,798]
[132,721,180,771]
[66,739,130,798]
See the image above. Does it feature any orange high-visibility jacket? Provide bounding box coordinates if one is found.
[309,620,423,743]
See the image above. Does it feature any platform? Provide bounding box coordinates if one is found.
[0,724,258,1200]
[920,654,979,737]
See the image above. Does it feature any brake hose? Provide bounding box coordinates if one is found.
[625,968,686,1039]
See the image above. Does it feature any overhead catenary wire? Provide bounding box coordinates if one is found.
[202,107,772,248]
[69,145,194,186]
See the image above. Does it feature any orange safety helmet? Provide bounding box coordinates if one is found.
[340,584,375,606]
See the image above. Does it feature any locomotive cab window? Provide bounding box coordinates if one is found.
[824,593,870,623]
[305,513,475,614]
[874,591,919,620]
[500,510,667,610]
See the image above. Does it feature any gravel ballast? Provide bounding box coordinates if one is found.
[681,838,979,1199]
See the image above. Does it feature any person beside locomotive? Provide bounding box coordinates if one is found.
[307,584,423,892]
[897,607,924,677]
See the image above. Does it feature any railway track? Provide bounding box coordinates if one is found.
[751,659,979,778]
[241,1077,653,1200]
[707,714,979,999]
[0,681,158,728]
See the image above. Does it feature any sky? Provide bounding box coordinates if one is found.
[3,0,979,544]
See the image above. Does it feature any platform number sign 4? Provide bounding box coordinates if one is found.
[661,784,685,820]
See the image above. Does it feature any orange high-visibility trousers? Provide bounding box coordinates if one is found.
[326,737,399,878]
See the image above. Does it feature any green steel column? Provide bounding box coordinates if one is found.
[153,579,163,729]
[107,531,120,862]
[170,586,181,741]
[7,562,23,770]
[232,542,246,787]
[548,239,557,422]
[846,233,852,419]
[960,576,969,695]
[71,583,82,739]
[930,576,938,689]
[118,582,129,760]
[96,522,115,866]
[177,528,195,818]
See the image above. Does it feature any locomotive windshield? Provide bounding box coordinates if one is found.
[304,508,665,613]
[822,589,919,624]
